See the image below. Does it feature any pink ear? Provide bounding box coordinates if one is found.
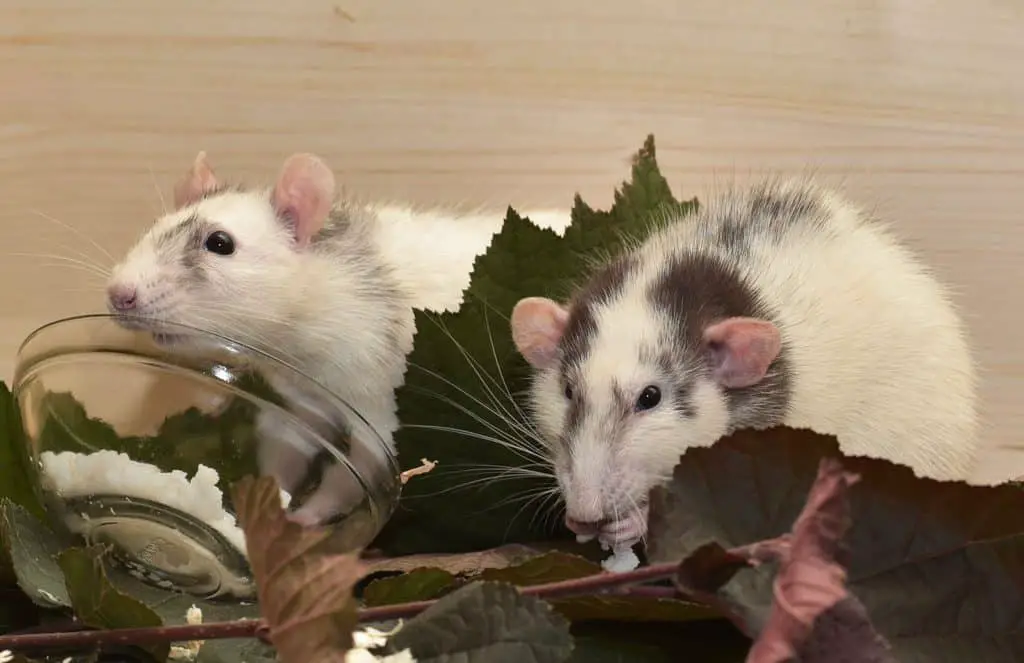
[173,151,219,209]
[703,317,781,389]
[271,153,336,247]
[510,297,570,369]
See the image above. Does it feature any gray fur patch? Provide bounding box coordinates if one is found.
[306,203,408,354]
[712,180,829,256]
[560,255,638,372]
[647,251,791,432]
[558,255,638,440]
[656,351,698,418]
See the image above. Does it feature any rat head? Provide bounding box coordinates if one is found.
[106,150,336,344]
[510,265,781,544]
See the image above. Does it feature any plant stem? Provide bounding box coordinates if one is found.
[0,561,682,653]
[0,620,263,650]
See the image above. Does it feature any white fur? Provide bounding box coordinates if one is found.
[109,185,571,526]
[524,177,980,549]
[368,202,569,313]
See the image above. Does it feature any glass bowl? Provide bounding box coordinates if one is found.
[11,313,401,603]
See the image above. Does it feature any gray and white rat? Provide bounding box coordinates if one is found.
[106,150,569,527]
[509,178,980,567]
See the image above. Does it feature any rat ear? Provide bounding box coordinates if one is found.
[703,317,781,389]
[271,153,336,248]
[173,151,219,209]
[511,297,570,370]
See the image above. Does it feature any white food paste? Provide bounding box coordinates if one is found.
[38,449,291,557]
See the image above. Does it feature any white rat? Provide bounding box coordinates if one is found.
[509,178,980,567]
[106,150,569,527]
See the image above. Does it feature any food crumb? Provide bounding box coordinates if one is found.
[168,604,204,660]
[601,545,640,573]
[400,458,438,484]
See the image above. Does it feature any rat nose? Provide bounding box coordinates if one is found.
[107,284,138,312]
[565,516,606,536]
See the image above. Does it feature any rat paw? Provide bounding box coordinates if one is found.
[598,506,648,549]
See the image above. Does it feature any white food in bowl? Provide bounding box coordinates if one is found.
[39,449,291,557]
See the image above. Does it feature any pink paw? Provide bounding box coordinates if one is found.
[598,505,649,549]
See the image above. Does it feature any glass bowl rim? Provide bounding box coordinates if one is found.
[12,312,401,478]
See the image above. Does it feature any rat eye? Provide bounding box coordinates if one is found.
[204,231,235,256]
[635,385,661,412]
[564,384,573,400]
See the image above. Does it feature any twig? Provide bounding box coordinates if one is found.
[0,562,680,653]
[0,620,263,651]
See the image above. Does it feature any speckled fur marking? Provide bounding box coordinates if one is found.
[647,251,791,431]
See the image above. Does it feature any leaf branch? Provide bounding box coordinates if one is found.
[0,561,682,653]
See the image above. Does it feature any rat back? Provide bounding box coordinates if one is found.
[644,178,980,481]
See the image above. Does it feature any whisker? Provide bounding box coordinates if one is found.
[29,209,115,266]
[480,305,545,440]
[501,487,562,540]
[148,164,168,214]
[13,254,111,280]
[402,385,546,461]
[418,313,544,447]
[405,365,549,464]
[402,419,549,465]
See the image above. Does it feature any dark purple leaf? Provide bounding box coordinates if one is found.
[647,426,1024,662]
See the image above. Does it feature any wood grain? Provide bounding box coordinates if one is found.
[0,0,1020,481]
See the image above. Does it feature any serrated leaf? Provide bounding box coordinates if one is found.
[0,381,48,522]
[384,581,574,663]
[375,135,698,556]
[363,568,457,606]
[57,546,168,662]
[646,426,1024,662]
[478,551,720,623]
[232,474,364,663]
[37,382,261,492]
[0,499,71,608]
[0,379,49,586]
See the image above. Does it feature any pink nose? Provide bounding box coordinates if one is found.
[108,284,138,312]
[565,516,605,536]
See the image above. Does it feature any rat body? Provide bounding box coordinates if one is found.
[106,151,568,526]
[510,178,979,555]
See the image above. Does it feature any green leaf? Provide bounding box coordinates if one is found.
[384,581,574,663]
[375,135,698,555]
[101,568,275,663]
[0,499,72,608]
[0,380,50,586]
[362,567,457,606]
[0,381,47,522]
[478,551,720,623]
[36,381,262,491]
[57,546,168,662]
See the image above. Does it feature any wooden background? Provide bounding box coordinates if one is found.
[0,0,1020,482]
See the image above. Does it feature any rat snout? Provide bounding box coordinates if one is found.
[565,515,607,537]
[107,283,138,312]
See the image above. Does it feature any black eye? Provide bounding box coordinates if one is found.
[204,231,235,256]
[635,385,661,412]
[564,384,573,400]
